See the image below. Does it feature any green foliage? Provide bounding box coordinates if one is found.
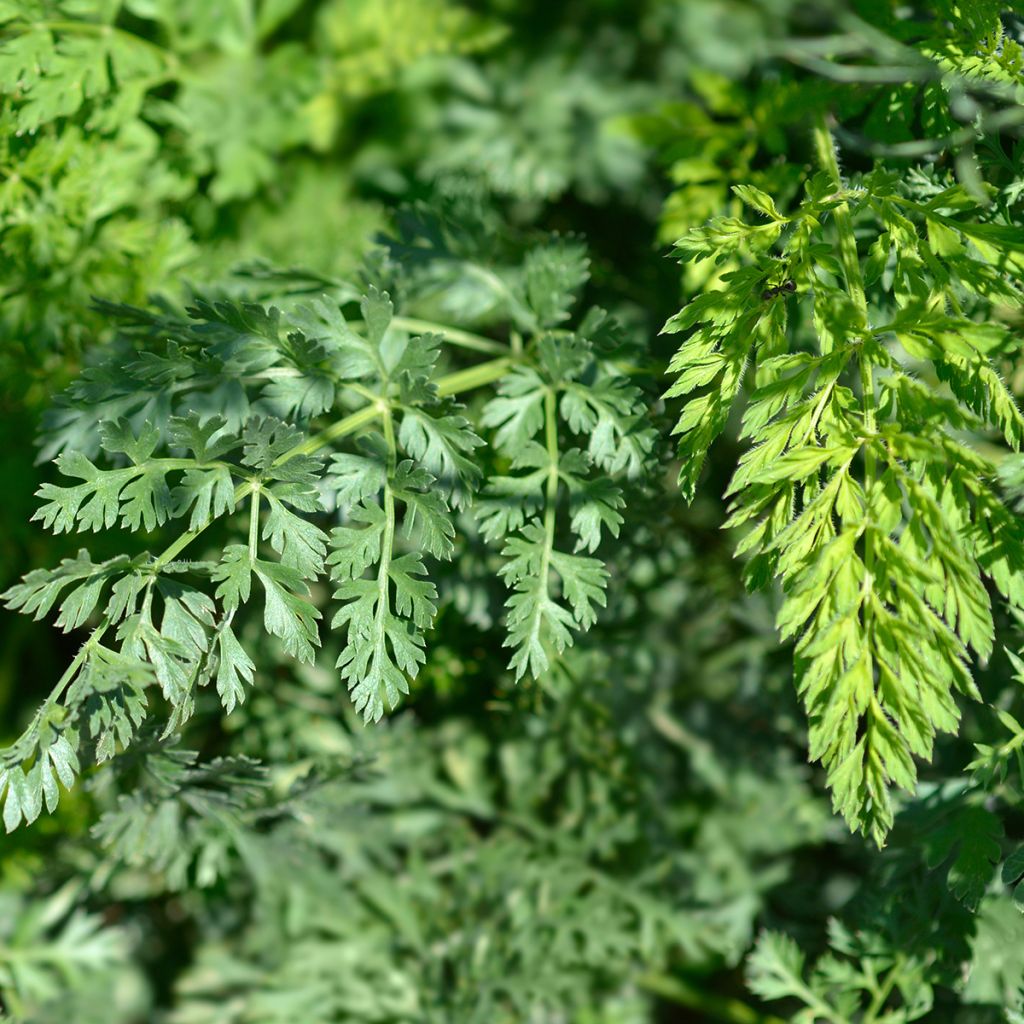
[0,882,131,1023]
[5,2,1024,1023]
[666,119,1024,844]
[1,228,654,829]
[0,0,501,384]
[420,42,651,204]
[747,924,936,1023]
[480,313,654,679]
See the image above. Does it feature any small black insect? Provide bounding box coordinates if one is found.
[761,280,796,301]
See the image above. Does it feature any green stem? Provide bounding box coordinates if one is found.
[376,405,397,649]
[381,401,398,478]
[390,316,508,356]
[436,356,514,399]
[539,388,560,598]
[1,622,108,762]
[149,517,222,573]
[544,388,560,520]
[814,114,877,639]
[514,388,561,679]
[248,485,261,560]
[345,381,381,404]
[279,405,381,463]
[813,118,867,315]
[282,356,513,463]
[637,973,789,1024]
[151,457,234,473]
[863,957,903,1024]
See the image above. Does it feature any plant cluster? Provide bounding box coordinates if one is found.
[3,2,1024,1023]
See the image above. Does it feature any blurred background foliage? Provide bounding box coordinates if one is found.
[2,0,1024,1021]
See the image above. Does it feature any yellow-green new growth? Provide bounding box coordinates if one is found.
[665,118,1024,844]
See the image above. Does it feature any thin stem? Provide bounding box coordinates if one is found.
[637,973,789,1024]
[376,405,397,648]
[544,388,560,518]
[514,388,560,679]
[381,402,397,477]
[152,457,240,474]
[436,357,514,399]
[2,621,108,761]
[344,381,380,404]
[278,405,380,463]
[248,485,261,560]
[390,316,508,356]
[60,458,243,492]
[813,118,867,315]
[280,356,513,463]
[814,113,877,636]
[539,387,560,597]
[863,957,904,1024]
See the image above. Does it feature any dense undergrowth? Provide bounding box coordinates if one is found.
[3,1,1024,1021]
